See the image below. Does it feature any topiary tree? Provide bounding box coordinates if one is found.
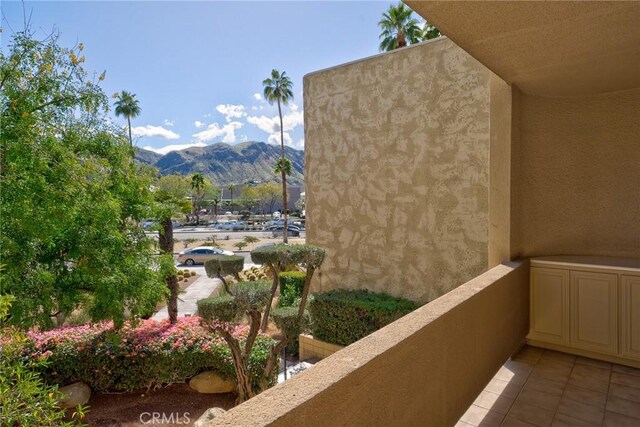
[204,255,244,295]
[198,281,284,403]
[250,244,325,330]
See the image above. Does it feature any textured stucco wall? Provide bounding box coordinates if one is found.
[510,88,640,259]
[304,38,490,302]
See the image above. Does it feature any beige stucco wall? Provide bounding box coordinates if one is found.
[304,38,490,302]
[209,261,530,427]
[509,88,640,259]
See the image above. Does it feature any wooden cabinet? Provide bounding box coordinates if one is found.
[529,268,569,345]
[527,256,640,367]
[621,274,640,361]
[570,271,617,355]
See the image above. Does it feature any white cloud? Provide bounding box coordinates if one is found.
[143,142,207,155]
[131,125,180,140]
[192,121,243,144]
[194,120,204,128]
[163,119,175,127]
[253,93,262,101]
[216,104,246,122]
[267,132,293,145]
[247,107,304,148]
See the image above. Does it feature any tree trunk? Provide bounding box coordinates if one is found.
[166,275,179,323]
[277,99,288,244]
[260,263,280,332]
[127,116,133,146]
[218,330,255,404]
[298,266,315,318]
[260,338,287,392]
[159,218,179,323]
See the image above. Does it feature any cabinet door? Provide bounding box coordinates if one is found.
[621,275,640,361]
[529,267,570,345]
[570,271,618,355]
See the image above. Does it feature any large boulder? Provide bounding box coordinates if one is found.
[58,382,91,408]
[193,408,227,427]
[189,371,235,394]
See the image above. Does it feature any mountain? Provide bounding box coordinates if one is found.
[135,141,304,185]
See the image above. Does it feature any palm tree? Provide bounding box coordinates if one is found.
[191,173,205,225]
[378,3,423,52]
[263,69,293,243]
[226,183,235,212]
[422,21,441,41]
[114,90,141,146]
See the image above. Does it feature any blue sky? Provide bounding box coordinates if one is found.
[1,1,410,154]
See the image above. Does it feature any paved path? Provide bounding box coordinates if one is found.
[152,267,222,321]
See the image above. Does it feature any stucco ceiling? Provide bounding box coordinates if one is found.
[406,1,640,96]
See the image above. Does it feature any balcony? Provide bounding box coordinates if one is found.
[459,346,640,426]
[208,260,529,426]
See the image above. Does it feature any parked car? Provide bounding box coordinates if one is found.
[216,221,237,230]
[269,225,301,238]
[177,246,235,266]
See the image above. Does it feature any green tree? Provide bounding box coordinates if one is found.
[263,69,294,243]
[190,173,206,224]
[0,31,164,329]
[154,174,192,323]
[422,21,441,40]
[274,157,292,177]
[378,3,423,51]
[261,182,282,215]
[226,183,235,212]
[113,90,141,146]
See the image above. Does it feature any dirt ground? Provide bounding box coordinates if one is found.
[78,384,235,427]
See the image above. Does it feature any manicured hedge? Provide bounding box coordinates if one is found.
[197,281,271,322]
[23,317,275,392]
[271,306,309,355]
[204,255,244,278]
[309,289,419,346]
[278,271,306,307]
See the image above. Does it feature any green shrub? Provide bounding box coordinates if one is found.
[190,271,197,277]
[204,255,244,278]
[232,281,271,311]
[197,295,239,323]
[1,295,82,426]
[278,271,306,307]
[309,289,419,346]
[271,306,308,355]
[177,275,184,281]
[22,317,276,392]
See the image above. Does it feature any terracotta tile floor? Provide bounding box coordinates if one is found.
[457,346,640,427]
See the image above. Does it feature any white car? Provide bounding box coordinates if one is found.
[177,246,235,266]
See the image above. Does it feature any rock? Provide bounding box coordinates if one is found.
[58,382,91,408]
[189,371,235,394]
[193,408,227,427]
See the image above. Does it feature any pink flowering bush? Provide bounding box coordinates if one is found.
[19,317,275,391]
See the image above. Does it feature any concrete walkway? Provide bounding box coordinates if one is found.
[152,268,222,321]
